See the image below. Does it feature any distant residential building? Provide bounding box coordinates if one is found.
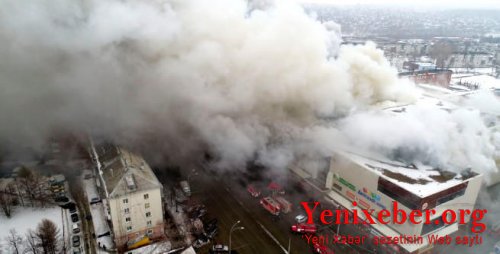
[445,52,494,68]
[93,144,165,251]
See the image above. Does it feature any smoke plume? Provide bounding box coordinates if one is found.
[0,0,498,181]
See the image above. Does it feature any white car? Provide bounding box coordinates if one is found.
[210,244,229,253]
[295,214,307,223]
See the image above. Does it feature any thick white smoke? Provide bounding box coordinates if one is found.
[0,0,497,181]
[0,0,416,168]
[338,104,498,176]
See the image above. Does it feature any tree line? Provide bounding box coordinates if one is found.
[0,167,53,218]
[4,219,60,254]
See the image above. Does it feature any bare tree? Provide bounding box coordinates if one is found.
[25,229,40,254]
[0,191,15,218]
[17,167,41,207]
[430,41,454,68]
[36,219,60,254]
[33,173,48,208]
[12,177,24,207]
[5,229,23,254]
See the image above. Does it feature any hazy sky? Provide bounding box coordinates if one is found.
[296,0,500,9]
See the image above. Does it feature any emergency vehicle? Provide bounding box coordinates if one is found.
[260,196,281,215]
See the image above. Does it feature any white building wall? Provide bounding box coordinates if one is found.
[328,153,483,237]
[109,188,164,241]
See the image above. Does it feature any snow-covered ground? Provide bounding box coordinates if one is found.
[82,174,114,251]
[0,206,63,253]
[451,74,500,90]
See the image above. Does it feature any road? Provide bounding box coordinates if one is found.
[180,165,318,254]
[192,169,295,253]
[67,172,96,254]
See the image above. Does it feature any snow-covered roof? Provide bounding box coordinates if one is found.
[381,94,457,114]
[337,150,480,198]
[95,145,162,198]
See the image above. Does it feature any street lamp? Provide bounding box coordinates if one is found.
[229,220,244,253]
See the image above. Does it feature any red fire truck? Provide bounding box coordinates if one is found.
[291,223,317,233]
[260,196,281,216]
[274,196,292,214]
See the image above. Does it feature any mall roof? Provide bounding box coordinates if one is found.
[336,150,480,197]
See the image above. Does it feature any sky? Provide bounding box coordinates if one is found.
[296,0,500,9]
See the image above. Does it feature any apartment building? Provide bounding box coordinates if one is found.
[93,144,165,250]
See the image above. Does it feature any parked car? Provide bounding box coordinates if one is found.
[72,235,80,248]
[90,197,101,204]
[55,196,69,204]
[291,223,317,233]
[313,242,335,254]
[295,214,307,223]
[206,226,218,239]
[61,201,76,210]
[72,223,80,234]
[54,194,70,208]
[193,234,210,248]
[69,204,77,214]
[71,213,79,223]
[246,184,261,197]
[209,244,229,254]
[97,231,111,238]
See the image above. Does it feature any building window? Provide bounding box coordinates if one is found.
[422,216,449,235]
[123,198,128,204]
[145,203,150,209]
[144,193,149,199]
[147,220,152,227]
[377,178,421,210]
[147,229,153,235]
[146,212,151,218]
[436,188,466,206]
[124,208,129,214]
[125,217,131,222]
[126,226,132,232]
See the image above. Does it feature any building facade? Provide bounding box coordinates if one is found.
[323,151,483,254]
[93,144,165,251]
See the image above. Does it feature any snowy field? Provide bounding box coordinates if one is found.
[0,206,63,253]
[451,74,500,90]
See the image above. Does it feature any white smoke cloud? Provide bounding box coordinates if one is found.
[0,0,497,181]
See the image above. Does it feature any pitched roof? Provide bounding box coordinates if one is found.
[96,145,162,198]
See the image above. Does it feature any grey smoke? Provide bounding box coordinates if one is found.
[0,0,497,183]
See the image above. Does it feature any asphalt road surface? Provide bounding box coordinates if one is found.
[191,167,313,254]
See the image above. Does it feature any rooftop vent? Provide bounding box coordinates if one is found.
[125,174,136,191]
